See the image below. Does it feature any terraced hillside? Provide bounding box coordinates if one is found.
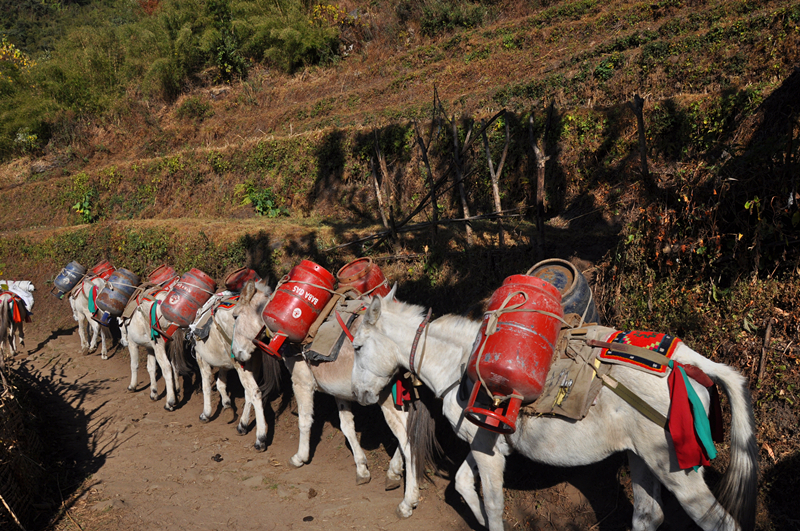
[0,0,799,529]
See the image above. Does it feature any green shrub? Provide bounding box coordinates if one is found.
[235,182,289,217]
[176,96,214,121]
[420,1,487,37]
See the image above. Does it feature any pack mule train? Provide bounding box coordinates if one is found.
[52,260,117,359]
[227,258,422,518]
[348,282,758,531]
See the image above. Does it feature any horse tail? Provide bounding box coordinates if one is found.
[259,350,283,396]
[168,328,193,376]
[679,350,758,531]
[407,385,444,483]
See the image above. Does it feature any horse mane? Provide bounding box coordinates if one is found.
[381,298,480,345]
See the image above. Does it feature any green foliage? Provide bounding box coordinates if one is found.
[594,52,624,81]
[176,96,214,121]
[420,1,488,37]
[242,6,340,73]
[235,182,289,217]
[71,189,98,224]
[207,150,230,174]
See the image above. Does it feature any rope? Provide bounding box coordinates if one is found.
[177,279,216,296]
[474,290,571,405]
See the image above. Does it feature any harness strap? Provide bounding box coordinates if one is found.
[599,374,667,427]
[408,308,432,386]
[335,310,355,342]
[587,338,672,367]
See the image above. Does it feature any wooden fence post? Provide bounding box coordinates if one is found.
[481,115,509,248]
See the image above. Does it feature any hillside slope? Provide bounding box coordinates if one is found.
[1,1,799,530]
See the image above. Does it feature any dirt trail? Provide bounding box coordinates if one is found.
[16,324,472,531]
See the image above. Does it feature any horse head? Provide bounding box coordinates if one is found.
[351,285,404,406]
[230,279,273,363]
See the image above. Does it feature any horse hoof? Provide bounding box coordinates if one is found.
[395,504,413,519]
[164,403,175,412]
[289,456,305,468]
[385,476,401,491]
[356,474,371,486]
[101,355,108,360]
[254,439,267,452]
[236,424,248,436]
[80,348,89,356]
[127,386,136,393]
[199,414,210,423]
[150,393,158,401]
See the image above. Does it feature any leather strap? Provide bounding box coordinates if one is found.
[335,310,355,342]
[587,338,672,367]
[408,308,432,379]
[600,374,667,427]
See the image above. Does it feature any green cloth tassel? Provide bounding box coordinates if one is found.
[88,286,97,314]
[149,302,160,340]
[670,360,717,467]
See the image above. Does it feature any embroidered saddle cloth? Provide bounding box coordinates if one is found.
[597,330,682,375]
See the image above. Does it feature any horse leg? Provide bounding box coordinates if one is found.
[236,378,254,436]
[118,318,129,347]
[386,447,404,490]
[288,361,315,468]
[628,451,665,531]
[88,318,100,352]
[153,341,176,411]
[197,356,215,422]
[378,395,419,517]
[470,429,508,531]
[238,366,267,451]
[455,452,488,528]
[216,368,233,411]
[127,342,140,392]
[76,314,90,354]
[147,352,159,400]
[642,452,734,530]
[99,325,109,360]
[334,398,371,485]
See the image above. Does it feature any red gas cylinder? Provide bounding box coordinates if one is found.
[89,260,115,280]
[224,267,261,292]
[160,268,217,327]
[260,260,335,356]
[148,264,178,286]
[336,257,391,298]
[465,274,564,434]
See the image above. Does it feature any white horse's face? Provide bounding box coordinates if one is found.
[230,280,272,363]
[351,296,401,406]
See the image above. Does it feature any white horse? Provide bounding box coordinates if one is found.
[349,291,759,531]
[120,288,191,411]
[0,292,27,359]
[69,277,112,358]
[230,280,421,518]
[0,293,17,362]
[190,280,282,450]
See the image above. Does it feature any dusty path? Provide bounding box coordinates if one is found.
[12,319,703,531]
[15,324,473,531]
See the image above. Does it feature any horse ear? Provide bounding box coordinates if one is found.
[383,282,398,300]
[233,281,256,317]
[239,280,257,305]
[364,296,382,325]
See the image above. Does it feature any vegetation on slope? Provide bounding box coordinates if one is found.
[1,0,799,529]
